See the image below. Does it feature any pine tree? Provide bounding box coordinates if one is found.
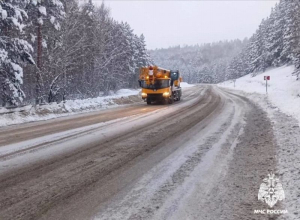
[281,0,300,63]
[272,1,286,66]
[0,0,35,106]
[138,34,152,67]
[25,0,65,103]
[0,1,154,104]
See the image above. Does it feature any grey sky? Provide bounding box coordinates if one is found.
[91,0,278,50]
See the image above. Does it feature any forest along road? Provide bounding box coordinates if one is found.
[0,85,280,220]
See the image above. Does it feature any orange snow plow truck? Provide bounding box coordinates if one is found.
[138,66,182,105]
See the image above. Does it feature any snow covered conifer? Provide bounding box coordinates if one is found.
[281,0,300,63]
[0,0,35,106]
[137,34,151,67]
[271,1,286,66]
[26,0,65,64]
[25,0,65,103]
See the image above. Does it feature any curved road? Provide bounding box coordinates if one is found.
[0,85,279,220]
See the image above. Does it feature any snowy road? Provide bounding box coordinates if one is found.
[0,85,285,220]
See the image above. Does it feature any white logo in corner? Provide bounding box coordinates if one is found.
[258,173,285,208]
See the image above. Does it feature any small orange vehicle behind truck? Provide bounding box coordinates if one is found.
[138,66,182,105]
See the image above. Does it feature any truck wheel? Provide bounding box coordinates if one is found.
[168,95,174,104]
[174,91,179,101]
[177,90,182,101]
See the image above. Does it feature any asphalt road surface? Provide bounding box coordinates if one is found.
[0,85,280,220]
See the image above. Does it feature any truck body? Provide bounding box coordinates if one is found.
[138,66,182,104]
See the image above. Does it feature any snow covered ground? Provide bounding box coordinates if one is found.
[0,89,140,127]
[1,84,297,219]
[219,65,300,219]
[219,65,300,123]
[0,84,195,128]
[180,82,195,88]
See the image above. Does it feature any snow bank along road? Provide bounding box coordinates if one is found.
[0,85,284,220]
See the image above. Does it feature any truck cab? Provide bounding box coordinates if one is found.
[139,66,182,104]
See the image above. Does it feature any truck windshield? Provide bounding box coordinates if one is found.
[140,79,170,89]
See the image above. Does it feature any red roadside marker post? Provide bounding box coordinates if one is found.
[264,76,270,94]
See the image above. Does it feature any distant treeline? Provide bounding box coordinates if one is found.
[150,0,300,84]
[149,40,248,84]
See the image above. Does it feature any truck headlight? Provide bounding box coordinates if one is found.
[142,93,147,97]
[163,92,170,97]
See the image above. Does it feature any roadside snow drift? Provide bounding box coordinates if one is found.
[219,65,300,123]
[0,84,196,128]
[0,89,140,127]
[180,82,195,88]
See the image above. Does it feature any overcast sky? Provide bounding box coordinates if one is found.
[91,0,278,50]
